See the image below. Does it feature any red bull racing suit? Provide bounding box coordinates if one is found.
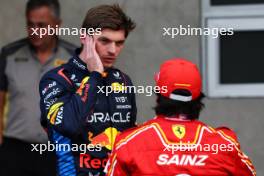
[106,116,256,176]
[39,50,137,176]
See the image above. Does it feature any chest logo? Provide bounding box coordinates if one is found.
[113,71,121,79]
[88,127,120,150]
[172,125,185,139]
[70,74,78,82]
[111,82,126,91]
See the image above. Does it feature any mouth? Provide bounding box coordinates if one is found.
[102,57,116,64]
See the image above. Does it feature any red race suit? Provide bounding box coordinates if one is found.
[106,116,256,176]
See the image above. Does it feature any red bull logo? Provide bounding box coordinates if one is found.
[79,153,107,169]
[89,127,119,150]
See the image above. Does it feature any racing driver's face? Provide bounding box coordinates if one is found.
[93,29,126,68]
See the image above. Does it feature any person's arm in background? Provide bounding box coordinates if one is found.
[0,48,8,145]
[0,91,6,145]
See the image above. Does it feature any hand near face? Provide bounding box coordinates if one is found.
[83,36,104,73]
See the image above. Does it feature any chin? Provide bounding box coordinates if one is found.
[30,40,43,48]
[103,63,114,68]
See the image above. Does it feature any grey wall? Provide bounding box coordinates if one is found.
[0,0,262,174]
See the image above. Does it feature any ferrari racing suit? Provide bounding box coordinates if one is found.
[106,116,256,176]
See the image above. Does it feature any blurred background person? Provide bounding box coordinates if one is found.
[0,0,75,175]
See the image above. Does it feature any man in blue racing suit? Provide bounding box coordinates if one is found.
[39,4,137,176]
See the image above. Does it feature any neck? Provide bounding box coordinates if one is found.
[162,114,191,121]
[178,114,188,120]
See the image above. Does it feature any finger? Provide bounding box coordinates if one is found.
[92,36,96,51]
[91,37,99,59]
[83,36,89,56]
[90,36,96,59]
[86,36,93,59]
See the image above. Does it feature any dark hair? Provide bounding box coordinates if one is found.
[82,4,136,37]
[26,0,60,19]
[154,90,205,120]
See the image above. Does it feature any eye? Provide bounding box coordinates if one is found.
[99,37,110,45]
[116,41,124,47]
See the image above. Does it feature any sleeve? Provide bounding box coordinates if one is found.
[125,75,137,127]
[217,127,256,176]
[105,153,128,176]
[233,147,256,176]
[130,89,137,127]
[105,135,131,176]
[0,49,8,91]
[39,71,102,137]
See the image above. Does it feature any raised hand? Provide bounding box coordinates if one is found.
[83,36,104,73]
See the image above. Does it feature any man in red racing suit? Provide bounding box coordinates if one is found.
[106,59,256,176]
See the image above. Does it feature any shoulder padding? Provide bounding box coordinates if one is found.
[42,66,73,91]
[215,126,238,141]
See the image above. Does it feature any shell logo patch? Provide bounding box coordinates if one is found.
[172,125,186,139]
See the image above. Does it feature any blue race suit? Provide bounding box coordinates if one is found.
[39,50,137,176]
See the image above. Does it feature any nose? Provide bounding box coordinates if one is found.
[108,43,116,55]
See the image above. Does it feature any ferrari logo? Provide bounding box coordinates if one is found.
[172,125,185,139]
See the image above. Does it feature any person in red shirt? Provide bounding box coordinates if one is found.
[105,58,256,176]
